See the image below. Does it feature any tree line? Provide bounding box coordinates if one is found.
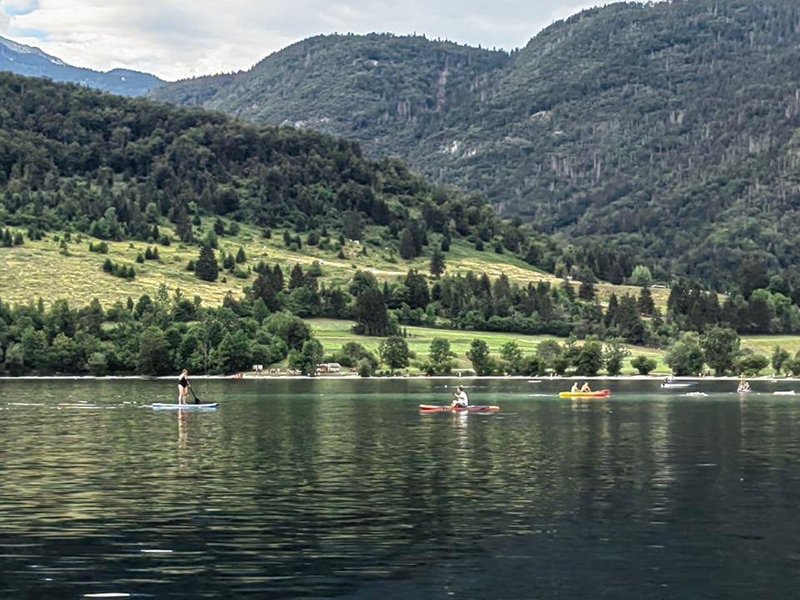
[0,72,581,285]
[0,268,792,377]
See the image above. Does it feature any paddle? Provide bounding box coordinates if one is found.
[189,385,202,405]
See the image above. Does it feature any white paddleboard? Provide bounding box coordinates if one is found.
[151,403,219,410]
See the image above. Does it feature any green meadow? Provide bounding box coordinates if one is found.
[308,318,669,375]
[3,222,792,377]
[0,221,670,310]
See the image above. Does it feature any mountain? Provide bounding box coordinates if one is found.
[152,33,509,158]
[0,35,163,96]
[153,1,800,290]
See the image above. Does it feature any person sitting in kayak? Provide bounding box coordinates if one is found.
[178,369,191,405]
[570,382,580,393]
[737,378,751,393]
[580,382,592,392]
[452,386,469,408]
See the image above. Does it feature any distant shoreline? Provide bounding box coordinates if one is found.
[0,374,797,382]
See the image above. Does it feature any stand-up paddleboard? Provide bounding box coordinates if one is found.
[661,382,695,389]
[151,403,219,411]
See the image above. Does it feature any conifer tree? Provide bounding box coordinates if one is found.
[355,288,391,336]
[272,265,284,291]
[399,228,416,260]
[578,280,596,301]
[175,209,193,243]
[430,248,446,279]
[638,288,655,316]
[195,244,219,282]
[441,228,451,252]
[223,252,236,271]
[288,264,305,290]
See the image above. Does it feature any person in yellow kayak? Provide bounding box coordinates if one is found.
[452,385,469,408]
[570,382,592,393]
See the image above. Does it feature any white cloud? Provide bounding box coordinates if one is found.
[1,0,39,16]
[3,0,606,80]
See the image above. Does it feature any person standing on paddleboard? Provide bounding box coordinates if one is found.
[178,369,191,405]
[452,385,469,408]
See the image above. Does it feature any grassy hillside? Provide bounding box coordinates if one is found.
[0,71,597,302]
[0,220,668,309]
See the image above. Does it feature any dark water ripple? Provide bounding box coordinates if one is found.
[2,379,800,598]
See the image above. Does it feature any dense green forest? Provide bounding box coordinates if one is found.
[0,72,570,269]
[1,269,799,376]
[155,1,800,288]
[1,72,799,376]
[152,33,509,158]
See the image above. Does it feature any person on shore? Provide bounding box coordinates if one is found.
[580,382,592,392]
[452,385,469,408]
[571,382,580,393]
[178,369,191,404]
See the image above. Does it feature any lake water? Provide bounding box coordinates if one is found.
[2,378,800,599]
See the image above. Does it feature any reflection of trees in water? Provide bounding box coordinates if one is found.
[6,380,800,597]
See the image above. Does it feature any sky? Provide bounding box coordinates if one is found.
[0,0,605,81]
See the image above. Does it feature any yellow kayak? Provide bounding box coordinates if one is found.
[559,389,611,399]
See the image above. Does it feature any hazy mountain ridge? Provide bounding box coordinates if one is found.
[0,35,163,97]
[153,1,800,287]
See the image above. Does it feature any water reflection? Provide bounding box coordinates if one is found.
[1,379,800,598]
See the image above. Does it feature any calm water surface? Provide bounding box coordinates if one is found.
[2,379,800,599]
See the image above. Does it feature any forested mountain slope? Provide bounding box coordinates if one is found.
[152,33,509,159]
[465,0,800,289]
[0,72,574,281]
[154,1,800,289]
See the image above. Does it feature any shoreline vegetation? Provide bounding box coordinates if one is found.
[1,374,797,382]
[2,76,800,382]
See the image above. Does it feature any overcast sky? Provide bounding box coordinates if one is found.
[0,0,606,81]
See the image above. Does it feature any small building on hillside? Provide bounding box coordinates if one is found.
[316,362,342,374]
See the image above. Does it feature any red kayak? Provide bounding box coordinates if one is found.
[419,404,500,414]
